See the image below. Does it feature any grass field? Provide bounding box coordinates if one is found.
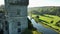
[32,14,60,33]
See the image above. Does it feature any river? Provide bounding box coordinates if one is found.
[30,19,58,34]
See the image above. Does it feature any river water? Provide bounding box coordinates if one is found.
[30,19,58,34]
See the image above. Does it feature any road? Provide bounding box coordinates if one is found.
[30,19,58,34]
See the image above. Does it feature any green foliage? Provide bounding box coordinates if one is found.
[32,14,60,33]
[22,28,42,34]
[56,21,60,27]
[36,15,39,18]
[0,5,4,13]
[28,6,60,16]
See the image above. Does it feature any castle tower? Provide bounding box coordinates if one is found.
[4,0,29,34]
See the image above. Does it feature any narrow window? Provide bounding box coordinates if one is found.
[17,9,20,15]
[18,28,21,32]
[5,21,8,25]
[17,22,21,26]
[5,26,8,30]
[5,21,8,30]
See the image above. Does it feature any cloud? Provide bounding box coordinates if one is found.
[0,0,60,7]
[0,0,4,5]
[28,0,60,7]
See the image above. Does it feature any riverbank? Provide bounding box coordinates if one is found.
[39,22,60,34]
[32,14,60,34]
[31,19,58,34]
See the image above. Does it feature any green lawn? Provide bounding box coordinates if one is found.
[40,14,60,24]
[32,14,60,34]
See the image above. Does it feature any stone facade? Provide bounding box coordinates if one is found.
[0,10,5,34]
[5,0,29,34]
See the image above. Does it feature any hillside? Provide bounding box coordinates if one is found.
[28,6,60,17]
[28,6,60,34]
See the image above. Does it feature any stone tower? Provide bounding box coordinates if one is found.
[4,0,29,34]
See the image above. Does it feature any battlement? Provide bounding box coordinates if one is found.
[5,0,29,6]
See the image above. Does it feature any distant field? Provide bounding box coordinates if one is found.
[32,14,60,33]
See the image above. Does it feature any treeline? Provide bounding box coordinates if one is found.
[28,6,60,16]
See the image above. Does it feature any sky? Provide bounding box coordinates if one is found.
[0,0,60,7]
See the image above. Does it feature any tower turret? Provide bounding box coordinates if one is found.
[5,0,29,34]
